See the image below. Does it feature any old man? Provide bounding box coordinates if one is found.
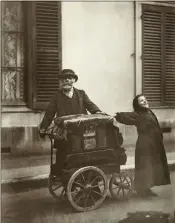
[39,69,104,175]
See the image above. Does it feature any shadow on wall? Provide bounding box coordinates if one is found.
[1,127,50,155]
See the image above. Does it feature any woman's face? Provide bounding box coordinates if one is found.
[138,95,149,108]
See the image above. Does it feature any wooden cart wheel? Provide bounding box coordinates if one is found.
[48,174,66,201]
[109,172,133,200]
[67,166,108,212]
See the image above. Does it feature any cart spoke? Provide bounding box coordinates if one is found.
[75,191,84,204]
[90,175,101,185]
[122,178,128,184]
[121,175,125,183]
[118,182,130,190]
[90,193,96,205]
[90,184,99,188]
[123,187,130,191]
[113,181,120,186]
[120,175,124,184]
[80,173,86,184]
[112,185,120,190]
[71,188,83,196]
[91,183,104,188]
[124,177,131,187]
[123,176,130,186]
[53,184,63,192]
[122,175,131,185]
[122,188,125,196]
[116,187,122,196]
[113,180,130,190]
[60,188,65,197]
[87,171,93,183]
[91,189,103,196]
[73,181,85,188]
[120,180,131,190]
[84,194,89,208]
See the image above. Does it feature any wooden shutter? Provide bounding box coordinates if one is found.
[27,2,62,110]
[142,4,175,107]
[142,5,162,106]
[165,12,175,105]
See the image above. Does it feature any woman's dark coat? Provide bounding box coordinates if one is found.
[115,110,170,192]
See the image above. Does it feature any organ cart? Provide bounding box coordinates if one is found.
[44,114,133,212]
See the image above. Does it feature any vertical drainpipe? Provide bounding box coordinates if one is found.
[133,1,136,98]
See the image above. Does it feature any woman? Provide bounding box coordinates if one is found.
[114,94,171,196]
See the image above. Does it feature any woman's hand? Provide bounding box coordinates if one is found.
[106,114,118,127]
[95,112,117,125]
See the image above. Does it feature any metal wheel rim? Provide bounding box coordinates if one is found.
[48,174,66,201]
[109,172,133,200]
[67,166,108,212]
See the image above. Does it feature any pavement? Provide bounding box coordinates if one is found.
[1,143,175,192]
[1,144,175,223]
[1,182,174,223]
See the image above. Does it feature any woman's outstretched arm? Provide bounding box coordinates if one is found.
[115,112,138,125]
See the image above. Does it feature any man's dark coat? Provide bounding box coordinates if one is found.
[40,88,101,130]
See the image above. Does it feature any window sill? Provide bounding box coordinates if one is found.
[149,106,175,109]
[142,2,175,8]
[1,106,43,113]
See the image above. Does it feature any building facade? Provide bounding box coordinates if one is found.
[1,1,175,155]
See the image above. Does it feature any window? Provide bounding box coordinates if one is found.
[142,4,175,107]
[1,1,62,109]
[1,2,25,105]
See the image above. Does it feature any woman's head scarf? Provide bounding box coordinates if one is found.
[133,94,148,112]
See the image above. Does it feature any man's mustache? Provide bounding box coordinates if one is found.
[62,82,72,86]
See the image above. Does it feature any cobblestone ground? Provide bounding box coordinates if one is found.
[1,183,173,223]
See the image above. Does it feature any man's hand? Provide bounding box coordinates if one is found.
[107,116,116,124]
[95,111,108,115]
[39,128,46,138]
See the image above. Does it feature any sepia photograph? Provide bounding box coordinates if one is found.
[1,0,175,222]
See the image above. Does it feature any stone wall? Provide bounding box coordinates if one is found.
[1,120,175,155]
